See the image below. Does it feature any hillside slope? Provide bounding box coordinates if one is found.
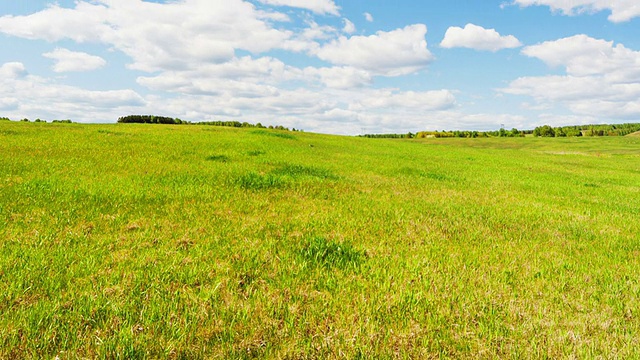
[2,121,640,358]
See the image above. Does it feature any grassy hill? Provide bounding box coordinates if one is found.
[629,131,640,136]
[2,121,640,358]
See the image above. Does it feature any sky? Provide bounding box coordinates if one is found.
[0,0,639,135]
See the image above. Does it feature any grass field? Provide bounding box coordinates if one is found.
[1,121,640,358]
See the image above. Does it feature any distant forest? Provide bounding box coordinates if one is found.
[1,117,71,123]
[1,115,297,131]
[361,122,640,139]
[531,123,640,137]
[117,115,296,131]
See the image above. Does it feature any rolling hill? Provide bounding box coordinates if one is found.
[2,121,640,358]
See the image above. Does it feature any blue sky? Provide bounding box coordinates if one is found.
[0,0,639,134]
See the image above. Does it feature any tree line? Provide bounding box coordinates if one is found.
[360,128,528,139]
[117,115,297,131]
[2,114,299,131]
[117,115,185,124]
[533,123,640,137]
[361,122,640,139]
[0,117,73,123]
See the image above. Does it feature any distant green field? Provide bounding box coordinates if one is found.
[1,121,639,358]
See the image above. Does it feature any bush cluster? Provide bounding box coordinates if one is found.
[0,117,75,123]
[361,128,526,139]
[116,115,298,131]
[117,115,184,124]
[533,123,640,137]
[360,122,640,139]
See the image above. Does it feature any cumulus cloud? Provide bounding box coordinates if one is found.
[0,2,110,42]
[303,66,372,89]
[314,24,434,76]
[256,0,340,15]
[298,21,338,41]
[521,35,640,81]
[535,114,598,127]
[502,35,640,120]
[137,56,299,95]
[343,19,356,34]
[0,62,145,121]
[0,0,292,72]
[364,12,374,22]
[353,90,456,111]
[135,55,458,134]
[440,23,522,51]
[0,62,27,79]
[511,0,640,23]
[43,48,106,73]
[0,97,19,111]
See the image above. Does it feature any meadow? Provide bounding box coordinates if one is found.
[1,121,639,358]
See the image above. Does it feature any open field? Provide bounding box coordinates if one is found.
[1,121,640,358]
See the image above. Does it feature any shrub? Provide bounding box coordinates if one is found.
[271,164,337,180]
[236,172,284,190]
[533,125,555,137]
[250,129,297,140]
[299,237,366,270]
[246,150,265,156]
[117,115,179,124]
[205,155,230,163]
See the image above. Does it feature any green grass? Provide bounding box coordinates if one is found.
[1,121,640,358]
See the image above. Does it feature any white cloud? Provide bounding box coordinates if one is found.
[42,48,106,73]
[502,35,640,120]
[343,18,356,34]
[0,62,27,79]
[521,35,640,81]
[136,56,299,95]
[0,0,293,72]
[314,24,434,76]
[512,0,640,23]
[299,21,338,41]
[506,75,608,101]
[440,23,522,51]
[0,62,145,121]
[0,2,110,42]
[439,112,528,131]
[256,0,340,15]
[303,66,372,89]
[0,97,19,110]
[133,53,458,134]
[506,75,640,119]
[353,90,456,111]
[364,12,374,22]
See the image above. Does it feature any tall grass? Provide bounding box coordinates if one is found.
[1,121,639,358]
